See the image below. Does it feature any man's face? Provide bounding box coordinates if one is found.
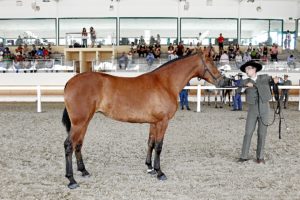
[245,66,256,78]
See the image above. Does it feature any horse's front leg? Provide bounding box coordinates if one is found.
[145,124,156,175]
[153,119,169,181]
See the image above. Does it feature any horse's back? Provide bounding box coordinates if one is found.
[64,72,178,123]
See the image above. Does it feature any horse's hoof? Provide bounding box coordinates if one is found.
[157,174,167,181]
[82,170,90,177]
[147,168,156,175]
[68,183,79,189]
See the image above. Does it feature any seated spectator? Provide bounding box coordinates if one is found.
[247,43,253,52]
[36,47,44,58]
[250,48,257,60]
[243,51,251,62]
[3,47,12,60]
[23,44,30,59]
[15,45,23,57]
[154,46,161,59]
[195,42,202,53]
[184,47,193,56]
[176,41,184,58]
[228,43,235,60]
[0,51,3,62]
[137,43,146,57]
[235,51,243,68]
[42,47,50,59]
[146,51,155,68]
[30,44,37,59]
[287,54,296,68]
[168,50,178,61]
[220,51,229,65]
[270,43,278,62]
[130,42,137,53]
[167,43,175,55]
[262,44,268,62]
[118,52,128,69]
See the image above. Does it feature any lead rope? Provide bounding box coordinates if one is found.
[256,83,287,139]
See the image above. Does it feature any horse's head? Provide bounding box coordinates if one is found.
[197,50,225,88]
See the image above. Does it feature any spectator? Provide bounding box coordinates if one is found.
[90,27,96,47]
[262,44,268,62]
[286,30,291,50]
[250,48,257,60]
[247,43,253,52]
[217,33,224,51]
[270,43,278,62]
[168,50,178,61]
[184,47,193,56]
[146,51,155,68]
[156,34,161,44]
[176,41,184,58]
[287,54,296,68]
[243,51,252,62]
[82,27,88,48]
[235,51,243,68]
[15,35,23,46]
[118,52,128,69]
[220,51,229,66]
[228,43,235,60]
[179,82,191,110]
[280,74,292,109]
[232,73,243,111]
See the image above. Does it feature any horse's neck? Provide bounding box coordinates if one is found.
[157,56,199,94]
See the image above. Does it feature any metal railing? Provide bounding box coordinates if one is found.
[0,59,75,73]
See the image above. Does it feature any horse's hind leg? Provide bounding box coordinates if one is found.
[153,119,169,181]
[145,124,156,175]
[64,135,78,189]
[74,126,90,177]
[65,120,92,189]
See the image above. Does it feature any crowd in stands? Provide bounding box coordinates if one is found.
[0,43,52,62]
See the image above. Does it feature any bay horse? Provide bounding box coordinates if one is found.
[62,52,224,189]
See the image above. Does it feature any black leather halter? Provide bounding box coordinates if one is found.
[198,56,223,82]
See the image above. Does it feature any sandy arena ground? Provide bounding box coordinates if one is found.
[0,102,299,200]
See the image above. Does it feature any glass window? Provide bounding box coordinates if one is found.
[119,18,177,45]
[241,19,283,46]
[0,19,56,46]
[181,18,238,46]
[59,18,117,46]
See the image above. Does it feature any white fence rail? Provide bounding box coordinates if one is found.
[0,85,299,113]
[184,85,300,112]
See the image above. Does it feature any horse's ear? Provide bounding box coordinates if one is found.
[197,48,203,55]
[203,47,211,58]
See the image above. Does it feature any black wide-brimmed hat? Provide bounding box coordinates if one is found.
[240,61,263,73]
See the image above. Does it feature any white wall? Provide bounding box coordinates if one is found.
[0,0,299,20]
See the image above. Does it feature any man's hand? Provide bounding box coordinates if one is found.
[273,76,280,84]
[246,82,254,87]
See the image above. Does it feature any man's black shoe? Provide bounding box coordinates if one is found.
[237,158,249,162]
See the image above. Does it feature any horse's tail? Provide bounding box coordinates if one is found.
[62,107,71,133]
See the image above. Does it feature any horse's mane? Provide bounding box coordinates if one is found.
[151,53,198,73]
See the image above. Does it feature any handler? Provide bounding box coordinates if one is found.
[237,61,279,164]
